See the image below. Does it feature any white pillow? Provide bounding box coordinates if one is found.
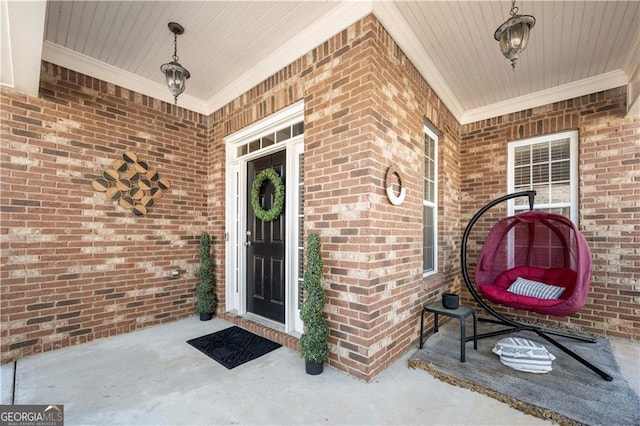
[499,357,553,373]
[507,277,566,300]
[492,337,556,373]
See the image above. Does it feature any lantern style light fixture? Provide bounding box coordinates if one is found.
[160,22,191,104]
[494,0,535,70]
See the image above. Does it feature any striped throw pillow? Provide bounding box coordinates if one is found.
[492,337,556,373]
[507,277,566,300]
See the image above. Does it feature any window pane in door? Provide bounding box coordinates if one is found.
[262,134,274,148]
[276,128,291,142]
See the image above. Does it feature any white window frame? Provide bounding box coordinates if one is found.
[423,124,438,276]
[507,129,579,224]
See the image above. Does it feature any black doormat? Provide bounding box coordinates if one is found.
[187,326,282,369]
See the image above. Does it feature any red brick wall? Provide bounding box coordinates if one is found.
[460,88,640,340]
[0,62,209,362]
[314,18,461,379]
[3,14,635,380]
[209,15,461,381]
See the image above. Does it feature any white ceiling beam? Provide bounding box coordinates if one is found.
[1,0,46,96]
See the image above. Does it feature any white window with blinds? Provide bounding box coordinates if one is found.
[423,124,438,275]
[507,130,578,224]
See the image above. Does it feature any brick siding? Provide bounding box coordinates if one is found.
[208,15,461,381]
[1,63,209,362]
[461,88,640,340]
[1,13,637,381]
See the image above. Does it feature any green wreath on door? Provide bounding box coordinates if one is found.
[251,167,285,222]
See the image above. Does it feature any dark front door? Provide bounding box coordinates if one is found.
[246,151,285,323]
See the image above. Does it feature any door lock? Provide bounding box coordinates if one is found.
[244,241,252,246]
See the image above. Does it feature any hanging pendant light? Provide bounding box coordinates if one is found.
[160,22,191,104]
[494,0,535,70]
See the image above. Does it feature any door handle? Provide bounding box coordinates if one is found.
[244,241,252,247]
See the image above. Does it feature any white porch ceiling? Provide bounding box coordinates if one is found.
[2,1,639,124]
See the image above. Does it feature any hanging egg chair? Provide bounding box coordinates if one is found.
[461,191,612,381]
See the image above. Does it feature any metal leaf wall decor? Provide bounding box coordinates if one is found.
[91,152,170,216]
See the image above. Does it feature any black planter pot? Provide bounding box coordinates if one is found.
[199,312,213,321]
[305,361,324,375]
[442,293,460,310]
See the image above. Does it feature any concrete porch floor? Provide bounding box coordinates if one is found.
[1,316,638,425]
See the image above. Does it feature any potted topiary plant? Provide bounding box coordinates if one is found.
[299,233,329,375]
[196,233,217,321]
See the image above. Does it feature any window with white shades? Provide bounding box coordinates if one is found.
[507,130,578,224]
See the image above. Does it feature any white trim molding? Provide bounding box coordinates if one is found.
[462,71,629,125]
[21,2,633,125]
[373,1,465,122]
[206,1,372,115]
[41,41,209,114]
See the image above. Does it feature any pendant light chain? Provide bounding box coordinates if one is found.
[510,0,519,16]
[172,32,179,62]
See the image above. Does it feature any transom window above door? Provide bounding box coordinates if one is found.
[236,121,304,157]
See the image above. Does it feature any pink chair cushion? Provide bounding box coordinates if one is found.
[480,266,577,309]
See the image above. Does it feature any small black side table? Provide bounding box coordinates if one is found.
[419,302,478,362]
